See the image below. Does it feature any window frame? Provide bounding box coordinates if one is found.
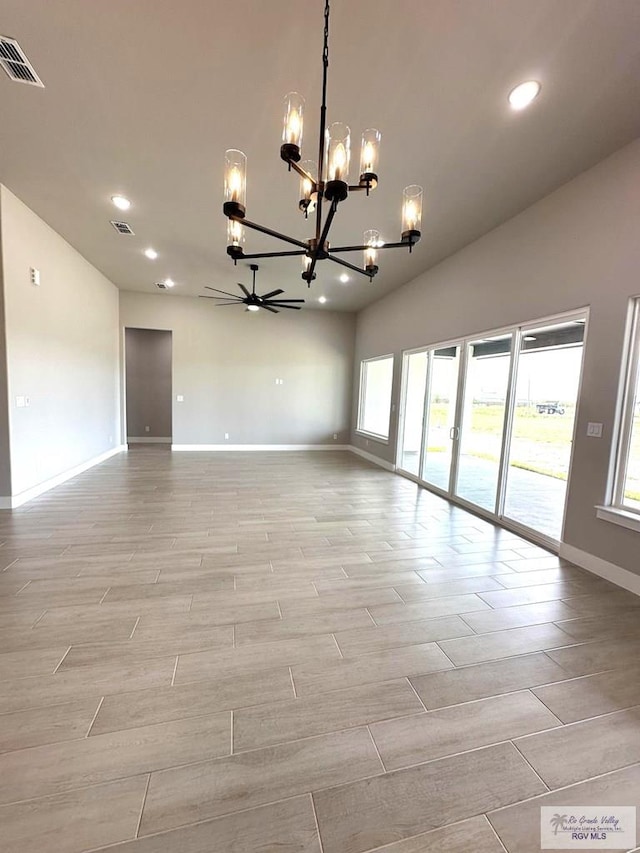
[356,354,394,443]
[610,297,640,516]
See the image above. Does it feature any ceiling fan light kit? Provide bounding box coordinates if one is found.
[222,0,422,288]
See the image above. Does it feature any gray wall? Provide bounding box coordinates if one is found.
[125,328,172,440]
[351,139,640,575]
[0,185,120,497]
[0,201,12,496]
[119,291,355,446]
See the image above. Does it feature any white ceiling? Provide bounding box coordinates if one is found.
[1,0,639,311]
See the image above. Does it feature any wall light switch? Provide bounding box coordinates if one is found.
[176,395,184,402]
[16,395,26,408]
[30,268,40,286]
[145,425,150,432]
[224,433,229,440]
[333,434,338,440]
[587,422,603,438]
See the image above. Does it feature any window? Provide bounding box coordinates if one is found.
[357,355,394,440]
[612,298,640,513]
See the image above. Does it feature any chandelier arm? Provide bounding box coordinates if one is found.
[286,159,316,185]
[237,249,307,260]
[325,253,371,279]
[235,216,309,250]
[330,240,419,253]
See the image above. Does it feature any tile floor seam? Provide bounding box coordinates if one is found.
[483,812,510,852]
[364,607,378,626]
[128,616,140,639]
[309,792,327,853]
[52,646,72,674]
[30,609,47,627]
[404,676,429,712]
[366,725,388,773]
[330,633,344,658]
[523,687,566,726]
[85,697,105,737]
[134,773,152,839]
[510,739,551,791]
[433,640,457,668]
[288,666,298,698]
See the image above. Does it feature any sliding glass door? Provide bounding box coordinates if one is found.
[422,346,461,491]
[454,334,512,512]
[398,351,428,476]
[501,318,585,540]
[397,311,587,544]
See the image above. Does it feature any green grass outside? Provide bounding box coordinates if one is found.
[427,402,640,499]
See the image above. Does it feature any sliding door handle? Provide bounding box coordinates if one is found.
[449,426,459,441]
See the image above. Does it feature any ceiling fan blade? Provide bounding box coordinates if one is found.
[260,288,285,300]
[238,283,252,298]
[272,304,302,310]
[199,295,240,302]
[204,287,241,298]
[266,299,306,304]
[261,305,279,313]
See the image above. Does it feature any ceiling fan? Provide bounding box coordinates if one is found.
[199,264,305,313]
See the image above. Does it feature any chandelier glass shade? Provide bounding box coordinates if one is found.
[222,0,422,286]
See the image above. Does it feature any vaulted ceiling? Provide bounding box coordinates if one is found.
[1,0,639,310]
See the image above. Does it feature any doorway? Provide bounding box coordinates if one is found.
[124,328,172,445]
[396,311,587,546]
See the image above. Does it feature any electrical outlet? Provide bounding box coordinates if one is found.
[333,434,338,440]
[145,425,150,432]
[224,433,229,440]
[176,395,184,402]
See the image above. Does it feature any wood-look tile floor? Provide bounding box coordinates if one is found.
[1,447,640,852]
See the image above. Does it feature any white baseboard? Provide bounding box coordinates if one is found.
[0,445,127,510]
[348,445,396,472]
[559,543,640,598]
[128,437,172,444]
[171,444,351,452]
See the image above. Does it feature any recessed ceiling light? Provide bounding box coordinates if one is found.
[508,80,541,111]
[247,304,260,312]
[339,273,349,283]
[164,278,175,288]
[318,296,327,304]
[111,195,131,211]
[144,248,158,260]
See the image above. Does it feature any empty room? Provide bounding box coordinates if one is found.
[1,1,640,852]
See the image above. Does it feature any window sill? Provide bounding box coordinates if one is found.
[355,430,389,445]
[596,505,640,534]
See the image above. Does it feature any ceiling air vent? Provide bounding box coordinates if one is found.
[110,220,135,235]
[0,36,44,87]
[155,281,167,290]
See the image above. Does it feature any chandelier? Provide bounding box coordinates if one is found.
[222,0,423,287]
